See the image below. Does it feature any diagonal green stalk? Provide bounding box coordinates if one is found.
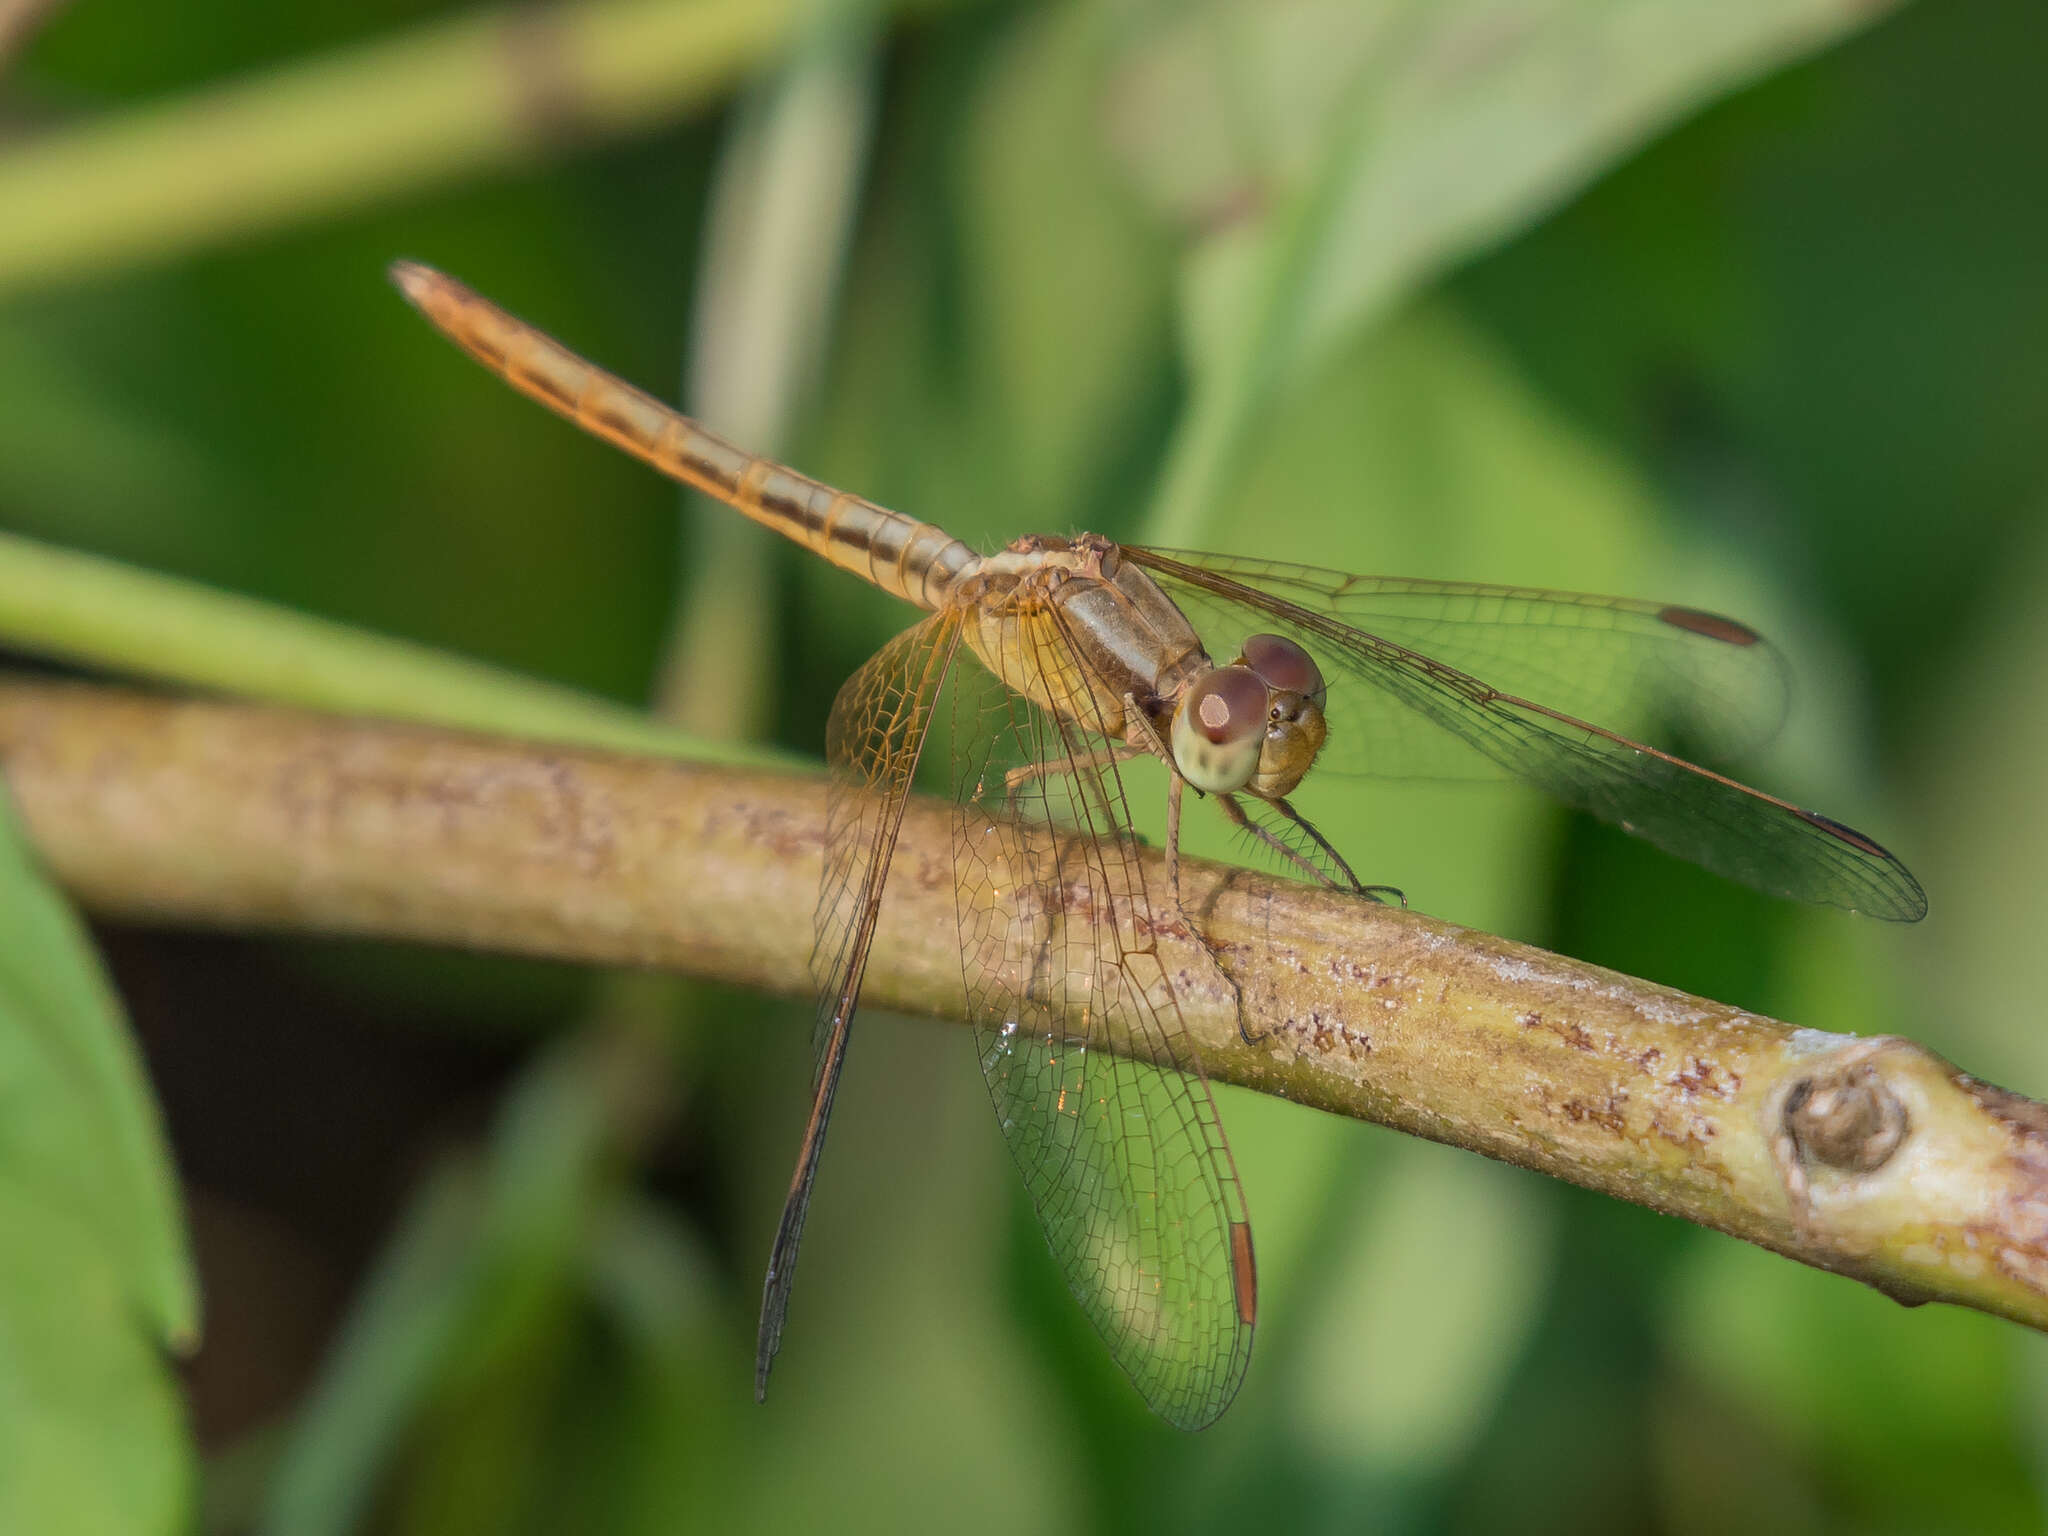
[1138,17,1416,549]
[656,0,882,732]
[0,0,797,296]
[0,528,794,768]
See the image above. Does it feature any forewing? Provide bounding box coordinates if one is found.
[1133,550,1790,778]
[757,614,962,1401]
[950,610,1255,1429]
[1128,549,1925,921]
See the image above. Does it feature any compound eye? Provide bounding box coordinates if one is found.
[1171,665,1268,794]
[1240,633,1325,708]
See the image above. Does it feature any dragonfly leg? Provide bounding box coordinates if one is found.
[1212,794,1404,905]
[1213,794,1333,888]
[1264,796,1406,908]
[1163,767,1187,916]
[1117,694,1188,909]
[1001,742,1142,795]
[1121,693,1252,1035]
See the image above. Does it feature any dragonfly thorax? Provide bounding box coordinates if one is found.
[953,533,1214,744]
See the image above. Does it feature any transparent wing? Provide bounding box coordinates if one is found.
[1134,550,1791,779]
[757,614,962,1402]
[948,609,1255,1429]
[1128,548,1925,921]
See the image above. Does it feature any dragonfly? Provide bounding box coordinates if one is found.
[390,261,1926,1430]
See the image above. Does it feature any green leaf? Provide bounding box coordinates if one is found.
[1109,0,1907,543]
[262,1028,662,1536]
[1293,1142,1554,1479]
[0,788,196,1533]
[572,1197,734,1536]
[259,1160,485,1536]
[0,322,227,558]
[0,1184,192,1536]
[952,0,1175,535]
[1665,1235,2039,1533]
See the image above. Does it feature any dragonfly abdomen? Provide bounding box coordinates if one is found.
[778,475,978,612]
[389,260,978,611]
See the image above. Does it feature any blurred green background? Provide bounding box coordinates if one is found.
[3,0,2047,1531]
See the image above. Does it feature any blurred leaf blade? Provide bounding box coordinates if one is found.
[0,786,194,1342]
[0,528,792,767]
[0,0,804,298]
[575,1196,736,1536]
[0,1184,194,1536]
[262,1027,693,1536]
[951,0,1176,535]
[259,1160,485,1536]
[1293,1143,1553,1481]
[659,0,882,731]
[261,1042,621,1536]
[1118,0,1907,543]
[0,787,195,1533]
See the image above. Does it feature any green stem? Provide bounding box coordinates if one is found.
[1137,15,1416,548]
[0,528,793,766]
[0,0,798,296]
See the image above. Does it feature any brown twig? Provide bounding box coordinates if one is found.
[0,679,2039,1332]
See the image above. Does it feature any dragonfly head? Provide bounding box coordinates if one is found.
[1171,634,1328,798]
